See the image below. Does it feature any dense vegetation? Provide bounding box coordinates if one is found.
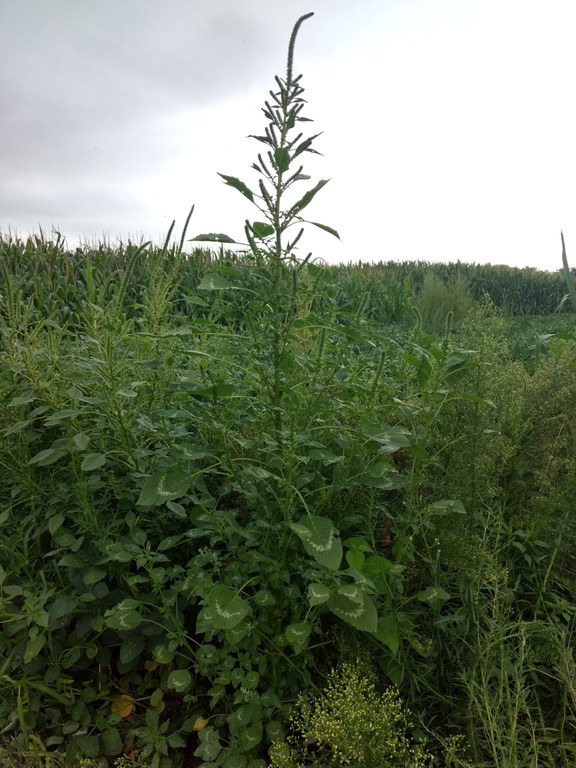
[2,14,576,768]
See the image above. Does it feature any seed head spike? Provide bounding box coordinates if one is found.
[286,12,314,87]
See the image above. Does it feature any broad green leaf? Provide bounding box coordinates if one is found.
[48,513,65,535]
[206,585,250,630]
[364,424,411,452]
[80,452,107,471]
[427,499,466,516]
[253,589,275,606]
[360,460,407,490]
[104,600,143,631]
[83,565,107,585]
[137,466,193,507]
[73,734,100,759]
[307,582,331,606]
[190,233,238,244]
[72,433,91,450]
[344,536,372,552]
[417,586,451,604]
[24,633,46,663]
[153,643,177,664]
[225,621,251,645]
[327,593,378,632]
[337,583,364,604]
[217,173,255,202]
[374,614,400,655]
[100,728,123,757]
[120,635,145,664]
[167,668,193,693]
[274,147,291,172]
[48,595,77,623]
[285,622,312,653]
[240,724,263,749]
[346,550,365,570]
[290,515,342,570]
[250,221,275,238]
[194,726,223,762]
[197,272,235,290]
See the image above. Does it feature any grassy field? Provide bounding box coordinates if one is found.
[2,13,576,768]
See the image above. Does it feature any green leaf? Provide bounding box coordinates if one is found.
[217,173,255,202]
[240,724,263,749]
[194,726,222,762]
[250,220,275,238]
[373,614,400,655]
[197,272,235,290]
[80,452,107,471]
[167,668,193,693]
[73,734,100,759]
[360,460,407,490]
[29,448,68,466]
[190,233,238,244]
[48,513,65,535]
[274,147,291,172]
[72,433,91,450]
[427,499,466,516]
[84,566,107,585]
[104,600,143,631]
[285,622,312,653]
[308,220,340,239]
[337,583,364,604]
[346,550,365,570]
[417,586,451,604]
[120,635,145,664]
[290,515,342,570]
[186,383,235,399]
[307,582,331,606]
[287,179,329,219]
[327,593,378,632]
[43,409,80,426]
[48,595,77,623]
[24,633,46,663]
[137,466,193,507]
[9,390,37,407]
[100,728,123,757]
[364,424,412,453]
[206,585,250,630]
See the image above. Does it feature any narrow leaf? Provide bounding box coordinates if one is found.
[287,179,329,220]
[217,173,255,202]
[308,221,341,239]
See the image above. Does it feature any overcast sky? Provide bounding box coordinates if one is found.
[1,0,575,272]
